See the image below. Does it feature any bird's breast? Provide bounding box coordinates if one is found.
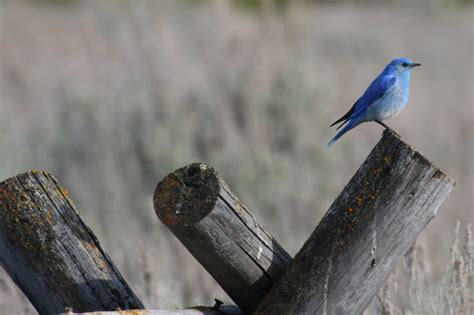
[367,84,409,121]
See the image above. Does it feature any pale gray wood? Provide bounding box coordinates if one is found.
[153,163,291,314]
[0,170,144,315]
[256,130,455,315]
[60,305,243,315]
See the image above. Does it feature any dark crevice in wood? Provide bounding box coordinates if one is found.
[217,194,289,267]
[215,219,273,281]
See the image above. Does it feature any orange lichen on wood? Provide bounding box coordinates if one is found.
[372,167,383,174]
[153,176,184,225]
[354,196,363,205]
[0,170,143,313]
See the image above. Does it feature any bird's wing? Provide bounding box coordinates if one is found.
[329,98,359,129]
[330,74,397,128]
[328,74,398,147]
[352,74,398,115]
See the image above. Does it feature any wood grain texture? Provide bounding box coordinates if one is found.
[153,163,291,314]
[0,170,143,315]
[256,130,455,315]
[61,305,243,315]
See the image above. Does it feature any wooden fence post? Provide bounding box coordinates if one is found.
[0,170,144,314]
[255,130,455,314]
[61,304,243,315]
[153,163,292,314]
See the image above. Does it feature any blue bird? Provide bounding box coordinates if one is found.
[328,58,421,147]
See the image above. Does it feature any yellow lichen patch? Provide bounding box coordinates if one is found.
[85,241,97,250]
[96,257,106,270]
[346,207,353,214]
[84,242,107,269]
[29,211,39,221]
[368,194,376,200]
[383,155,392,165]
[372,167,383,174]
[354,196,363,205]
[233,201,248,218]
[45,211,56,226]
[61,188,69,197]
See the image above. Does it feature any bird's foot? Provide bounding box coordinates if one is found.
[374,120,400,137]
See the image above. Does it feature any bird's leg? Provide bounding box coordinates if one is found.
[374,120,400,136]
[374,119,390,129]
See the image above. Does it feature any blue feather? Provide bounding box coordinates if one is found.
[328,58,420,146]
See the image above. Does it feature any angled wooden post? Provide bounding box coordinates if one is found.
[256,130,455,314]
[153,163,292,314]
[0,170,144,315]
[61,304,243,315]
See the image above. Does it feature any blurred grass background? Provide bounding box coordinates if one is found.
[0,0,472,313]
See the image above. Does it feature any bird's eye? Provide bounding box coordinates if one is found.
[402,62,408,67]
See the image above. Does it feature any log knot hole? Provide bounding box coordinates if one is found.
[153,163,220,226]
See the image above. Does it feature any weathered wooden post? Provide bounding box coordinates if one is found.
[0,170,144,314]
[61,304,242,315]
[255,130,455,314]
[153,163,292,314]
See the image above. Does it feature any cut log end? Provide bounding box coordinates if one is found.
[153,163,291,313]
[153,163,221,226]
[382,129,455,184]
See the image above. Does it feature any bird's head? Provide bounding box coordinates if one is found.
[389,58,421,74]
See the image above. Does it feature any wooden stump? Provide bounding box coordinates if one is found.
[0,170,143,314]
[153,163,291,314]
[256,130,455,314]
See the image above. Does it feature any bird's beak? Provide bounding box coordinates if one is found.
[412,63,421,67]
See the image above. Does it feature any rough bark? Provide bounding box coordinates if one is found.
[153,163,291,314]
[0,170,143,315]
[255,130,455,314]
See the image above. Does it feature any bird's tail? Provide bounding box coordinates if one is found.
[327,120,358,147]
